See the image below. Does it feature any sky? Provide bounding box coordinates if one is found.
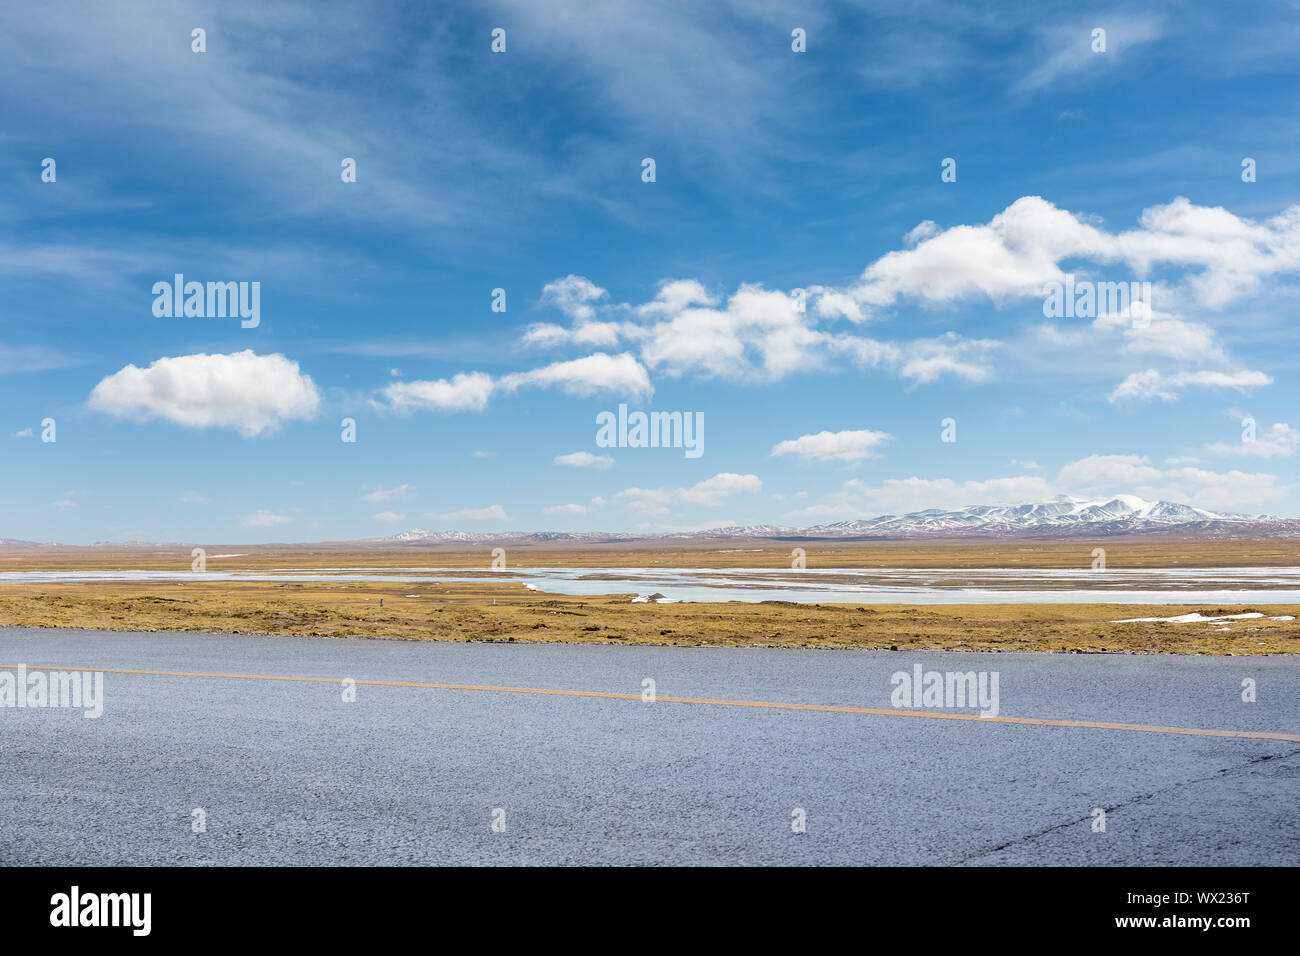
[4,0,1300,544]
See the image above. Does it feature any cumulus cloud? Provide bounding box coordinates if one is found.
[554,451,613,469]
[541,274,608,322]
[904,220,940,245]
[88,350,320,437]
[402,196,1300,407]
[834,195,1300,317]
[524,275,626,348]
[543,503,588,515]
[381,372,494,412]
[771,428,893,463]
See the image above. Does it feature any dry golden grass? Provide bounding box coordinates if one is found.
[4,537,1300,571]
[1,542,1297,654]
[1,575,1296,655]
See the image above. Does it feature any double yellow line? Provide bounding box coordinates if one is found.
[8,664,1300,743]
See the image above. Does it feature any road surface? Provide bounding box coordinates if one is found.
[2,627,1297,865]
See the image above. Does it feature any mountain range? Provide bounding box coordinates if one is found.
[6,495,1297,548]
[374,495,1300,545]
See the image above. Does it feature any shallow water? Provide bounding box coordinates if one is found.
[5,566,1300,604]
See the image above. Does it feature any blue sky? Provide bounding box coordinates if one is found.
[4,0,1300,544]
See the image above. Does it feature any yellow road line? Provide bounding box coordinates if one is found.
[7,663,1300,743]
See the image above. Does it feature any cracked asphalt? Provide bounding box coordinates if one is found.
[2,627,1297,865]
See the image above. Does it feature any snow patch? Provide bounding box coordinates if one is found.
[1112,612,1266,624]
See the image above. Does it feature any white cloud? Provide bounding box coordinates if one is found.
[88,350,320,437]
[904,220,940,245]
[782,451,1288,519]
[1057,454,1286,509]
[382,372,493,413]
[900,333,997,384]
[784,475,1057,521]
[241,510,293,527]
[362,484,415,502]
[811,289,866,321]
[637,279,718,317]
[1057,454,1163,488]
[422,505,509,522]
[638,283,829,381]
[680,473,762,505]
[1109,368,1272,403]
[12,427,32,438]
[523,275,975,389]
[1143,467,1286,509]
[836,195,1300,317]
[179,491,210,504]
[431,195,1300,406]
[526,276,629,347]
[543,503,587,515]
[499,352,652,398]
[373,352,655,411]
[541,274,608,322]
[554,451,613,469]
[371,511,407,523]
[1093,306,1227,364]
[1016,15,1164,92]
[615,472,762,513]
[1204,422,1299,459]
[771,428,893,463]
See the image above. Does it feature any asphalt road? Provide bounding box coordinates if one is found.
[2,628,1297,865]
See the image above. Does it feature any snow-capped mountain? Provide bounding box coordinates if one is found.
[807,494,1244,537]
[371,495,1298,544]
